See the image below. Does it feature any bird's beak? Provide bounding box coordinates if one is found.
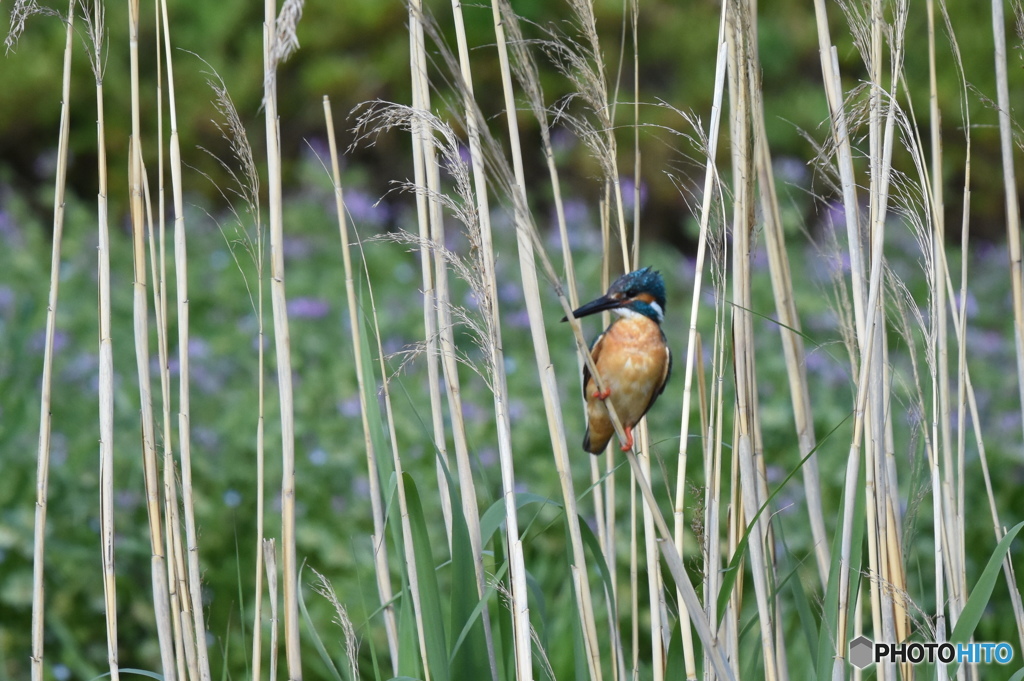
[561,294,624,322]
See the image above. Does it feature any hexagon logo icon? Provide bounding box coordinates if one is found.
[849,636,875,669]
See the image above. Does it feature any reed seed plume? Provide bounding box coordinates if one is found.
[5,0,58,51]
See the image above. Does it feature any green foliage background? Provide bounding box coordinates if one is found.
[2,0,1024,679]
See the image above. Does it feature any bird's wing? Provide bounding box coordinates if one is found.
[581,330,606,395]
[638,343,672,421]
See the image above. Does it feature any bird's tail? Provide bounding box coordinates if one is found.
[583,425,613,455]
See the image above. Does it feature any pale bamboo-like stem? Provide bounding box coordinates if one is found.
[629,466,639,679]
[91,0,119,676]
[746,22,829,591]
[638,434,664,681]
[413,0,474,568]
[489,4,541,677]
[673,20,727,678]
[831,91,901,681]
[158,0,211,672]
[926,2,948,674]
[630,0,640,271]
[407,1,453,546]
[30,4,74,678]
[991,0,1024,446]
[726,422,742,676]
[405,7,448,675]
[322,97,399,666]
[448,2,513,673]
[478,5,732,675]
[357,238,432,679]
[262,1,301,676]
[150,6,188,676]
[983,0,1024,645]
[265,539,279,681]
[810,2,866,338]
[501,2,620,672]
[127,0,175,675]
[724,3,781,677]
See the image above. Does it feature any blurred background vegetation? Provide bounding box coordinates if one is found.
[1,0,1019,250]
[3,0,1024,679]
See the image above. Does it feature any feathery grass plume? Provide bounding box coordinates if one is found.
[4,0,59,52]
[497,0,579,307]
[537,0,630,269]
[310,568,360,681]
[197,63,271,681]
[29,3,76,679]
[352,99,457,677]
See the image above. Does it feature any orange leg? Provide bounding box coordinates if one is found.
[592,386,611,400]
[620,425,634,451]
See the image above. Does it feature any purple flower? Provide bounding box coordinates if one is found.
[0,285,14,314]
[338,396,362,418]
[345,188,391,226]
[224,489,242,508]
[289,297,331,319]
[31,329,69,354]
[620,176,648,212]
[308,448,328,466]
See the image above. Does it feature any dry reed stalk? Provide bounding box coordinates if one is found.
[84,1,119,677]
[991,0,1024,446]
[724,2,783,677]
[158,0,212,673]
[150,5,188,677]
[265,539,280,681]
[488,3,541,676]
[403,6,453,675]
[361,225,434,678]
[202,63,269,681]
[672,13,728,677]
[625,4,667,666]
[322,96,400,667]
[127,0,176,675]
[745,10,831,592]
[638,439,665,680]
[262,0,302,676]
[410,4,481,599]
[447,1,516,673]
[29,3,74,679]
[407,0,454,546]
[492,3,610,677]
[925,2,952,674]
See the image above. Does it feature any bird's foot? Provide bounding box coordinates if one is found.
[593,386,612,400]
[620,426,634,452]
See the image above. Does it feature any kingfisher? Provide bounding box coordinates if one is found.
[563,267,672,454]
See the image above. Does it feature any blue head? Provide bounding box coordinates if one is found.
[563,267,667,325]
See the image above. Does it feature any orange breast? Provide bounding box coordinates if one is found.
[585,316,669,434]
